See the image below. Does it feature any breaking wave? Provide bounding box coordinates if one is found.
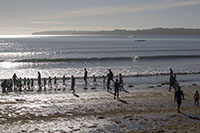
[12,55,200,63]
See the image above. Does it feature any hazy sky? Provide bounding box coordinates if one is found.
[0,0,200,34]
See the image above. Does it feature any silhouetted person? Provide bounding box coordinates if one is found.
[119,73,124,91]
[107,73,111,92]
[169,68,175,91]
[194,90,199,106]
[7,79,13,92]
[43,78,47,91]
[169,74,179,91]
[23,77,27,90]
[1,80,7,93]
[12,73,18,91]
[84,68,88,85]
[93,75,97,88]
[108,69,114,82]
[54,76,57,85]
[114,79,120,99]
[54,76,57,90]
[170,68,174,76]
[38,72,42,91]
[27,78,30,90]
[48,76,52,88]
[71,75,75,93]
[18,77,22,92]
[63,75,66,85]
[31,79,34,90]
[173,74,179,90]
[174,86,184,113]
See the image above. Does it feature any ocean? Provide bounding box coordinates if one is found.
[0,35,200,90]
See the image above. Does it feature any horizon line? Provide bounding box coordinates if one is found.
[1,27,200,35]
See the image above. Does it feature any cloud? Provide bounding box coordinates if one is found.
[30,21,64,24]
[35,0,200,20]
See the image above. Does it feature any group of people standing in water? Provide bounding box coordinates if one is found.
[1,69,124,99]
[83,68,123,99]
[1,72,59,93]
[169,68,199,113]
[1,73,35,93]
[1,68,199,105]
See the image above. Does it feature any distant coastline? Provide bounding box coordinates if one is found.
[32,28,200,36]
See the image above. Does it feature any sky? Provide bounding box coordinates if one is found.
[0,0,200,35]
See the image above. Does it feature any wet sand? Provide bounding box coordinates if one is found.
[0,85,200,132]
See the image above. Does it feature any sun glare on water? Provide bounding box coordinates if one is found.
[0,62,20,69]
[0,35,77,38]
[0,35,38,38]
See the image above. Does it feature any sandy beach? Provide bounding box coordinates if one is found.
[0,84,199,133]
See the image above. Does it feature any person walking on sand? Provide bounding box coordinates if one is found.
[114,79,120,99]
[174,86,184,113]
[84,68,88,85]
[71,75,75,93]
[194,90,199,106]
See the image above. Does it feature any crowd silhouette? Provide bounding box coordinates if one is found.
[1,69,126,99]
[1,68,199,108]
[169,68,199,112]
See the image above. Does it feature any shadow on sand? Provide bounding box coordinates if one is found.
[181,112,200,121]
[73,92,80,98]
[108,91,115,95]
[108,91,128,104]
[121,88,129,93]
[118,98,128,104]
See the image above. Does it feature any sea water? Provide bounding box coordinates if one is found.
[0,35,200,89]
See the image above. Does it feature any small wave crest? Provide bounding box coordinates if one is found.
[11,54,200,63]
[138,55,200,60]
[66,49,200,54]
[13,57,133,63]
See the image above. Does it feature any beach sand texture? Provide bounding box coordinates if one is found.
[0,85,199,132]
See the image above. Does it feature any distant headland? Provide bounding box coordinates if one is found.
[32,28,200,36]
